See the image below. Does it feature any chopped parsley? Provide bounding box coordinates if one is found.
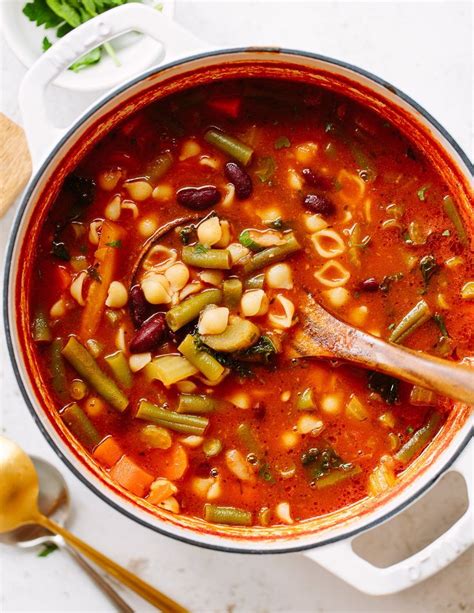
[193,243,209,255]
[38,543,58,557]
[105,239,122,248]
[86,265,102,283]
[417,186,429,201]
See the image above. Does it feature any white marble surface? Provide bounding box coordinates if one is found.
[1,1,473,611]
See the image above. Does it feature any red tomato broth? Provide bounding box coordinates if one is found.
[29,79,474,527]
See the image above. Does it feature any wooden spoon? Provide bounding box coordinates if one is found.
[0,436,188,613]
[288,293,474,406]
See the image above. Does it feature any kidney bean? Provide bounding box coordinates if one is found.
[193,460,212,478]
[224,162,253,199]
[358,278,379,292]
[130,312,167,353]
[129,285,152,328]
[301,168,333,191]
[177,185,221,210]
[303,193,336,216]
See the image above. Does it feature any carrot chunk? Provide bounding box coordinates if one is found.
[80,220,125,340]
[93,436,123,468]
[110,455,154,497]
[55,266,72,291]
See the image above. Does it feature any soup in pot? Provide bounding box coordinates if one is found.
[29,79,474,527]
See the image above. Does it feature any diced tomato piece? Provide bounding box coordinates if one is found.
[207,97,242,119]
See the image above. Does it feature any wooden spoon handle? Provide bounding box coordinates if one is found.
[36,514,188,613]
[324,326,474,405]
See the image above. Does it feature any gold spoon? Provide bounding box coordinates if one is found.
[289,293,474,405]
[0,455,133,612]
[0,436,188,613]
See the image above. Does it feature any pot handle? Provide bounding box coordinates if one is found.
[19,4,210,166]
[304,437,473,595]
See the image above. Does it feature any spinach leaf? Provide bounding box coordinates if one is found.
[236,335,278,365]
[255,156,276,183]
[368,371,400,404]
[419,255,439,293]
[301,446,353,482]
[51,239,70,261]
[193,334,253,378]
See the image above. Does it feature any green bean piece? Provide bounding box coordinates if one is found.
[145,151,173,184]
[105,351,133,389]
[203,438,223,458]
[237,423,261,457]
[32,309,52,343]
[166,288,222,332]
[182,245,231,270]
[389,300,432,344]
[296,387,316,410]
[178,334,225,381]
[204,504,253,526]
[61,403,100,449]
[204,129,254,166]
[223,278,242,309]
[50,338,68,400]
[177,393,222,414]
[315,466,362,489]
[395,412,441,464]
[62,337,129,412]
[443,195,467,246]
[242,234,301,275]
[201,316,260,352]
[244,274,265,290]
[136,400,209,435]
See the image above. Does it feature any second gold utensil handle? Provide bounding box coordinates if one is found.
[60,538,134,613]
[37,514,188,613]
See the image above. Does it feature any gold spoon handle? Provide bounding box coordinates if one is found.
[59,538,134,613]
[37,514,187,613]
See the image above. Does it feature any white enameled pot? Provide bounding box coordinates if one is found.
[4,4,473,596]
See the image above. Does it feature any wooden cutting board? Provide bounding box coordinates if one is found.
[0,113,32,217]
